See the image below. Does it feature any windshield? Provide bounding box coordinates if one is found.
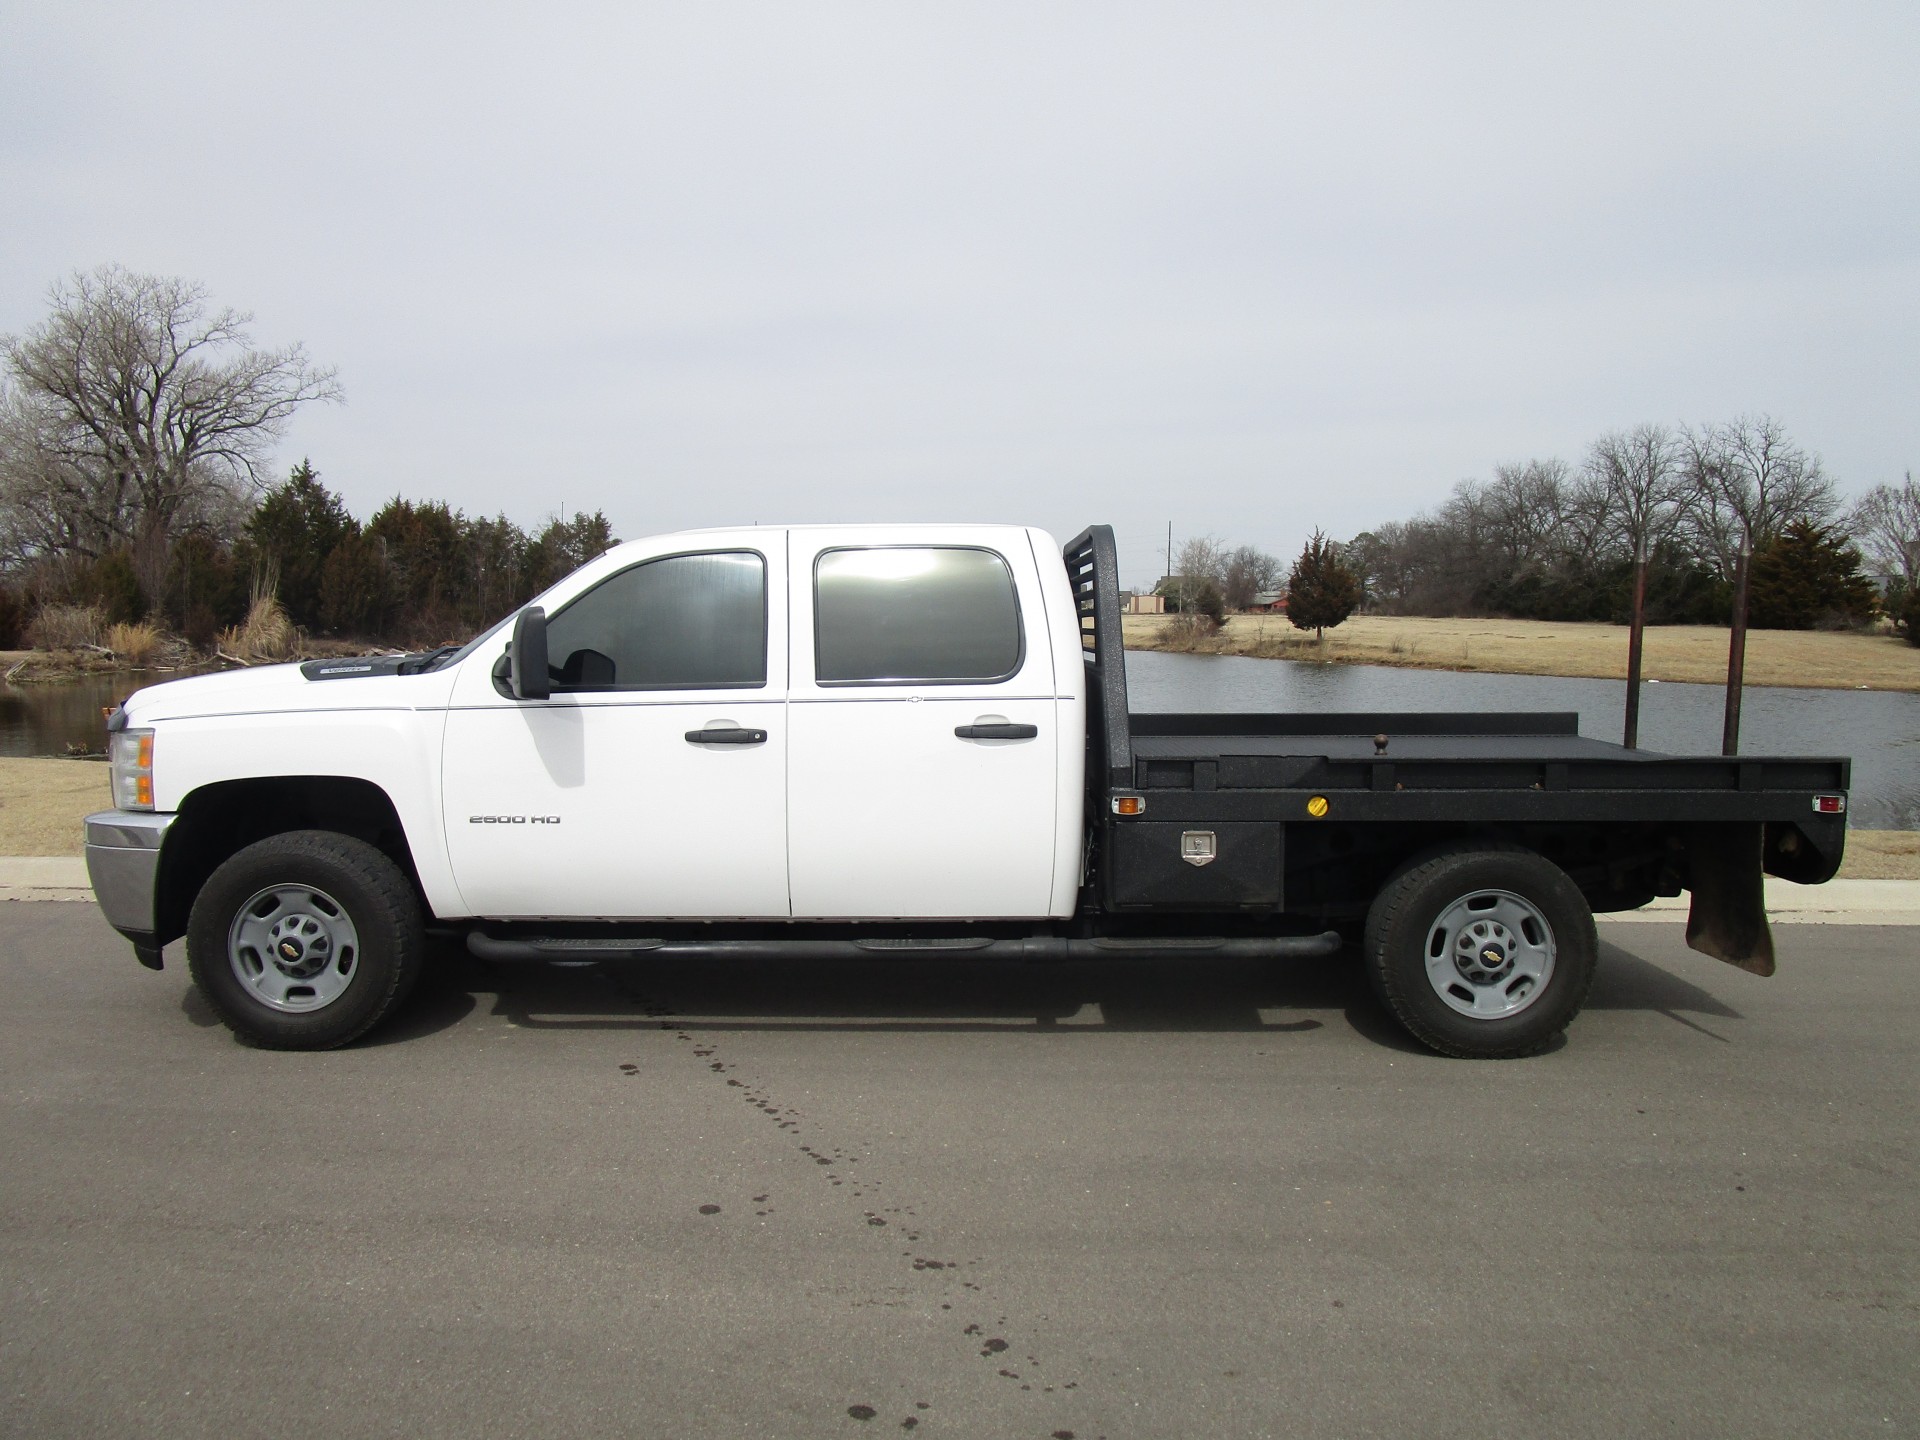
[435,614,515,671]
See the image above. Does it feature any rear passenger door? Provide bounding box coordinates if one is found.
[785,530,1059,919]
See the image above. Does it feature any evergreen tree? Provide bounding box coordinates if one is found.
[366,497,471,641]
[1286,530,1362,639]
[163,532,247,645]
[0,585,22,649]
[1747,520,1877,630]
[1192,579,1226,627]
[465,514,531,622]
[242,461,356,628]
[318,532,390,637]
[524,510,615,596]
[75,549,146,624]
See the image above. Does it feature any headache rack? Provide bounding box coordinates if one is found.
[1064,524,1133,795]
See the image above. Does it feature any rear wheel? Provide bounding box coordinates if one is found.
[187,831,424,1050]
[1364,845,1596,1058]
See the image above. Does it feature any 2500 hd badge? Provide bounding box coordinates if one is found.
[469,815,561,825]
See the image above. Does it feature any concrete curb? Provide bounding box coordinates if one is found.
[1600,878,1920,927]
[0,857,92,902]
[5,857,1918,924]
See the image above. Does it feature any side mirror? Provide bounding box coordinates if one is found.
[508,606,550,700]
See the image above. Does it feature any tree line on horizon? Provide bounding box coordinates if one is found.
[0,459,615,655]
[1165,421,1918,644]
[0,266,612,654]
[3,265,1915,658]
[1341,421,1917,637]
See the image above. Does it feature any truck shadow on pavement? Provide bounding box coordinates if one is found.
[369,933,1743,1053]
[1584,937,1744,1041]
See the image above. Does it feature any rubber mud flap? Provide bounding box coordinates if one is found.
[1685,823,1776,976]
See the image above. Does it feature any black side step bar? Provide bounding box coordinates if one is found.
[466,931,1346,963]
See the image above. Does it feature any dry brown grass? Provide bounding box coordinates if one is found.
[0,758,109,855]
[26,604,105,652]
[1841,830,1920,878]
[218,594,295,661]
[1125,613,1920,692]
[103,620,162,665]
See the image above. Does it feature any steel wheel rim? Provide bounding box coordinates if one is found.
[227,883,361,1013]
[1423,887,1556,1020]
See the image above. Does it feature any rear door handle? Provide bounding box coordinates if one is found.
[686,727,768,745]
[954,723,1039,740]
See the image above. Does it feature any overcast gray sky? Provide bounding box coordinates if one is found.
[5,1,1915,588]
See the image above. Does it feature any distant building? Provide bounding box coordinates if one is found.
[1125,594,1165,614]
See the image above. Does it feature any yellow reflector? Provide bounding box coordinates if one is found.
[1306,795,1329,818]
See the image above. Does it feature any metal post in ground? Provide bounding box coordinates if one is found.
[1624,546,1648,748]
[1722,536,1751,756]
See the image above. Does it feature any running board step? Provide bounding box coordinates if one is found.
[466,931,1344,963]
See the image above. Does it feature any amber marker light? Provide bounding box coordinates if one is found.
[110,728,156,811]
[1306,796,1330,818]
[1111,795,1145,816]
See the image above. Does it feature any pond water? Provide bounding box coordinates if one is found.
[0,672,144,757]
[1127,651,1920,830]
[6,654,1915,828]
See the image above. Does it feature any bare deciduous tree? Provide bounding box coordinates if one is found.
[1170,535,1227,612]
[1680,415,1835,754]
[1220,544,1281,610]
[1849,471,1920,601]
[1586,425,1685,746]
[0,266,340,598]
[1480,458,1576,573]
[1680,415,1836,583]
[1588,426,1685,563]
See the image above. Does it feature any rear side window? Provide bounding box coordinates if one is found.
[814,546,1022,684]
[546,550,766,690]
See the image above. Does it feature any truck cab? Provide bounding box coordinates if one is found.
[438,524,1086,921]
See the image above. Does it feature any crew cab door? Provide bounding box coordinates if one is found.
[442,537,789,919]
[785,529,1059,918]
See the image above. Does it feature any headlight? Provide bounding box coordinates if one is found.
[109,728,155,811]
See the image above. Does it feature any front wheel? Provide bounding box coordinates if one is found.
[187,831,424,1049]
[1363,845,1597,1058]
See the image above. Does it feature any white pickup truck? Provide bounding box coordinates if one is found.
[86,524,1850,1058]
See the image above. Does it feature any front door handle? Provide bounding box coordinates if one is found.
[686,727,768,745]
[954,723,1039,740]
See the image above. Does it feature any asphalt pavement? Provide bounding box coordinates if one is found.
[2,902,1915,1439]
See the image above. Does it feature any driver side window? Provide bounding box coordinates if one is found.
[545,550,767,691]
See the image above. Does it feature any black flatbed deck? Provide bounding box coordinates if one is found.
[1131,726,1645,763]
[1063,526,1852,933]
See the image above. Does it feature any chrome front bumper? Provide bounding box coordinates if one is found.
[84,810,175,968]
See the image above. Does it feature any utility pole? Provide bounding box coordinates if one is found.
[1165,522,1172,587]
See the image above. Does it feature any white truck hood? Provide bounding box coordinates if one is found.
[121,660,457,724]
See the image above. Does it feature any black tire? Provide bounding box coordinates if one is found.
[1363,844,1597,1059]
[186,830,424,1050]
